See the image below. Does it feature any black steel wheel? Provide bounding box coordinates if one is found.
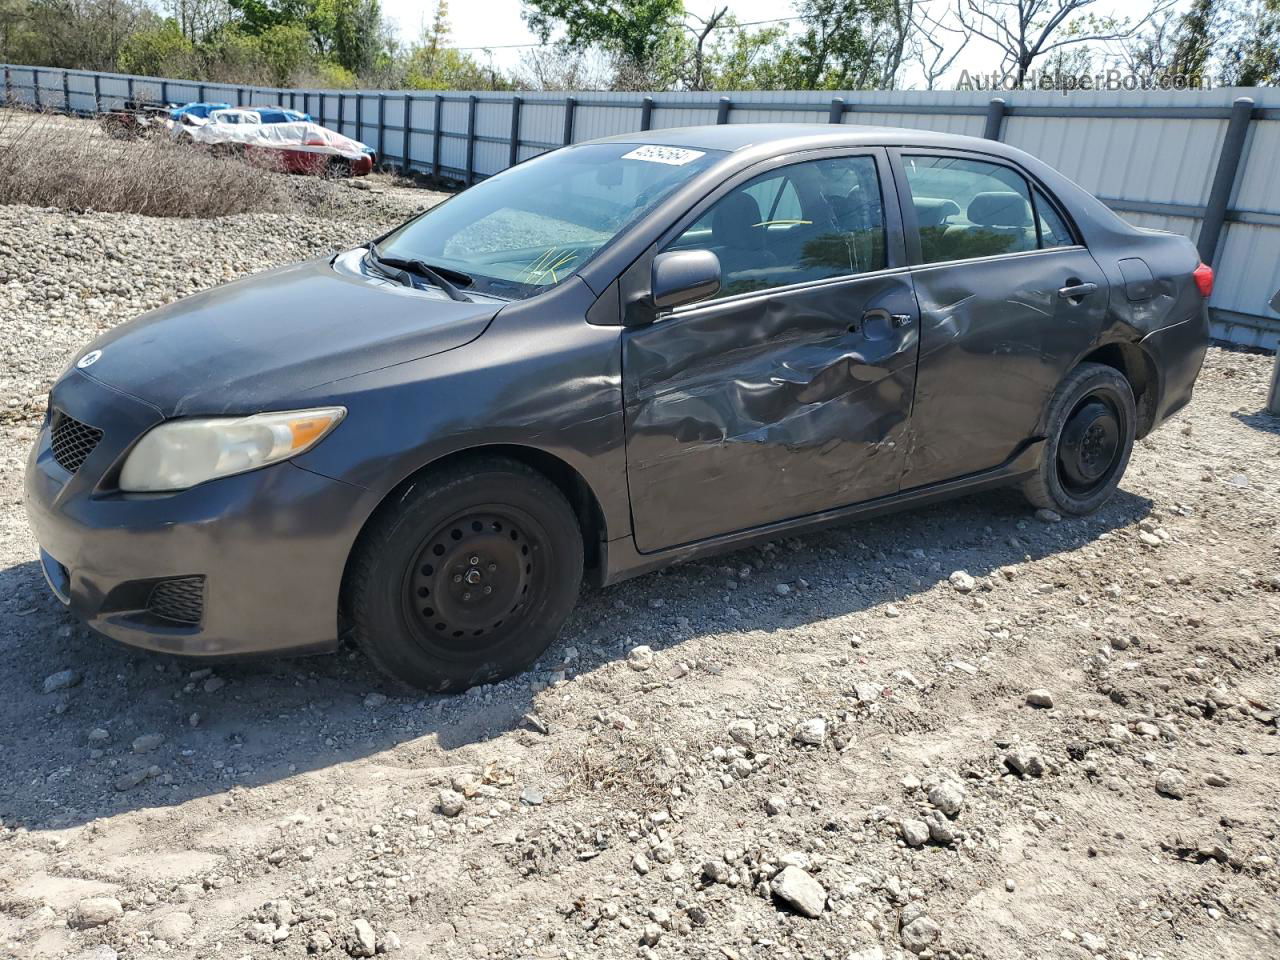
[1023,362,1136,515]
[402,510,540,656]
[345,457,583,692]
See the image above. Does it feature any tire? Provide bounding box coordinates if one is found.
[1022,362,1137,515]
[344,457,583,692]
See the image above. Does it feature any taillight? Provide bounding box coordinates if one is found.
[1193,262,1214,298]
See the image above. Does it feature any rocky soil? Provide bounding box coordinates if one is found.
[1,154,1279,960]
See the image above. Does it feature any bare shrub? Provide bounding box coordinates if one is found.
[0,109,297,218]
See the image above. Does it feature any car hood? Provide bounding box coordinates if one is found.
[70,254,501,417]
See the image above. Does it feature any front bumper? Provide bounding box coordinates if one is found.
[23,371,363,658]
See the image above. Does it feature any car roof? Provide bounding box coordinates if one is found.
[587,122,1001,155]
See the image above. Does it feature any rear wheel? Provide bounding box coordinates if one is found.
[1022,362,1136,515]
[345,457,583,692]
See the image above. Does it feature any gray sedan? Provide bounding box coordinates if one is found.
[25,124,1210,691]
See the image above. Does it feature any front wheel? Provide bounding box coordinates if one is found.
[344,457,583,692]
[1022,362,1137,515]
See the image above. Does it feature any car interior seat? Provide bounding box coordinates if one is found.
[960,191,1036,253]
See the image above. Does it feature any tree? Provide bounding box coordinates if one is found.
[909,3,969,89]
[511,44,614,90]
[776,0,913,90]
[1221,0,1280,85]
[117,17,194,75]
[1113,0,1219,83]
[683,5,727,91]
[328,0,380,75]
[259,21,310,83]
[521,0,685,77]
[698,19,794,90]
[955,0,1178,84]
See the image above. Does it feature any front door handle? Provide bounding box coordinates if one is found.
[1058,281,1099,300]
[860,309,914,331]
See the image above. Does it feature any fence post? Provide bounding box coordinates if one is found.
[829,97,844,124]
[716,95,731,124]
[508,95,522,168]
[402,94,413,172]
[640,95,654,131]
[562,95,576,145]
[1197,96,1254,266]
[432,94,443,178]
[465,94,478,185]
[338,93,344,135]
[92,73,100,112]
[3,66,10,106]
[196,82,204,103]
[126,75,133,105]
[377,93,386,167]
[32,68,40,109]
[160,78,168,105]
[983,97,1006,140]
[61,70,70,113]
[1269,353,1280,416]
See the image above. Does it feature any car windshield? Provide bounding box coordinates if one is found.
[376,142,725,300]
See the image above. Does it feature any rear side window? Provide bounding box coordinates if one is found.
[662,154,887,299]
[1034,188,1075,248]
[903,155,1040,264]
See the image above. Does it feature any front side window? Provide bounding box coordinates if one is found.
[378,143,724,300]
[903,155,1042,264]
[662,155,887,300]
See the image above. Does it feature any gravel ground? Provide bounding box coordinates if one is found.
[1,147,1279,960]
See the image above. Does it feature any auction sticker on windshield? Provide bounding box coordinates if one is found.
[621,145,707,165]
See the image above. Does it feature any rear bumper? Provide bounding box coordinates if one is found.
[23,374,363,659]
[1143,305,1210,429]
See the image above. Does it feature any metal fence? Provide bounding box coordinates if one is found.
[3,63,1279,350]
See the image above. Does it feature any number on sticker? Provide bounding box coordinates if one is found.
[621,145,707,166]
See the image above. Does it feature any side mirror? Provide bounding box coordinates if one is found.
[651,250,721,311]
[1270,288,1280,313]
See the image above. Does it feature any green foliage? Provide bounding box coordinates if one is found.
[308,58,357,87]
[259,22,311,85]
[780,0,902,90]
[118,19,193,77]
[327,0,380,75]
[1224,0,1280,84]
[522,0,685,70]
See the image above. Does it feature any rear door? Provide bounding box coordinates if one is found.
[621,149,920,553]
[892,149,1109,489]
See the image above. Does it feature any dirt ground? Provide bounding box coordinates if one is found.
[0,155,1278,960]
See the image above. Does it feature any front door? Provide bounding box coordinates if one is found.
[621,150,919,553]
[892,150,1110,489]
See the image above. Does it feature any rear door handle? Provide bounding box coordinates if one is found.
[1058,282,1098,300]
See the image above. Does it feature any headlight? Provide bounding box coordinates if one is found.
[119,407,346,492]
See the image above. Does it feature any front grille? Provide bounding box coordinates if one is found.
[50,411,103,474]
[146,577,205,625]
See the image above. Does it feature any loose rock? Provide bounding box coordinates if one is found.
[770,865,826,917]
[72,897,123,928]
[42,669,82,693]
[1025,689,1055,709]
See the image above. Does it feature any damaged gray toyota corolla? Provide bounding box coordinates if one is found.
[25,124,1210,691]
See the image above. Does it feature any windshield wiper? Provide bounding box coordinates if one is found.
[366,243,472,302]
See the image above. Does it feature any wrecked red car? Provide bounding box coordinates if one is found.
[186,120,375,177]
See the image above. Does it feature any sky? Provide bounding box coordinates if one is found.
[379,0,1183,89]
